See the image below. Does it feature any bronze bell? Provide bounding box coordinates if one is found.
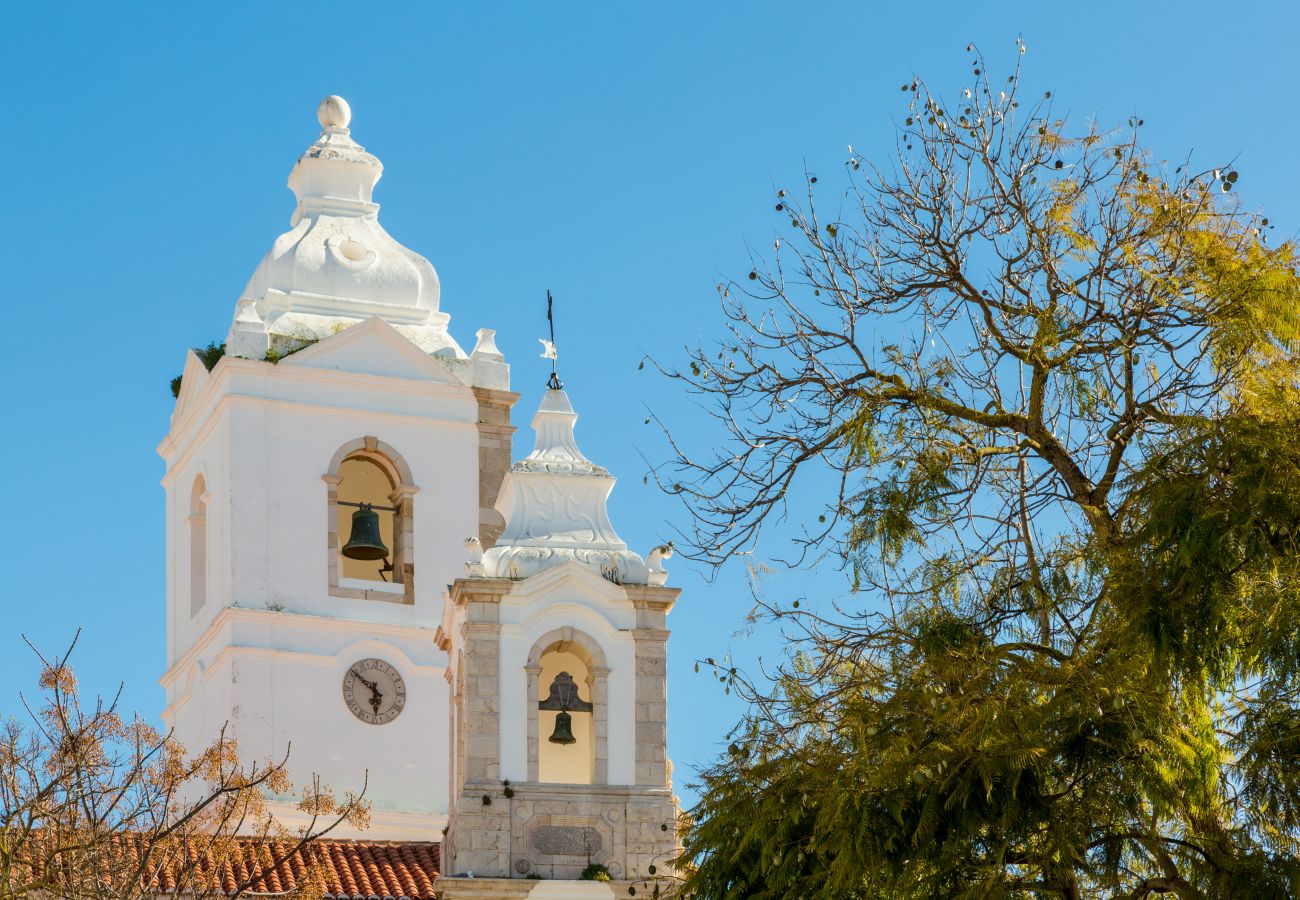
[341,504,389,561]
[548,709,577,745]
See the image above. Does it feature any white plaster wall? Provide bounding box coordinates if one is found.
[221,372,478,626]
[165,416,231,668]
[161,355,480,632]
[162,609,449,828]
[160,343,483,836]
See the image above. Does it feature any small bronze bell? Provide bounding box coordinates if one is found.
[341,504,389,561]
[548,709,577,745]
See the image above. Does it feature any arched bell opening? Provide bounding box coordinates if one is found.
[324,437,417,601]
[537,650,595,784]
[526,628,609,785]
[336,453,399,583]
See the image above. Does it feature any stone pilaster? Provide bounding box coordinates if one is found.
[632,629,669,787]
[525,663,542,782]
[625,585,679,789]
[472,387,519,549]
[590,666,610,785]
[388,484,417,602]
[446,577,513,878]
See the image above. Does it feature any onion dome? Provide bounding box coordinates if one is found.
[226,96,462,360]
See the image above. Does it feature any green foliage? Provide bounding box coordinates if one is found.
[671,47,1300,900]
[265,337,319,365]
[169,337,326,398]
[169,341,225,398]
[582,863,613,882]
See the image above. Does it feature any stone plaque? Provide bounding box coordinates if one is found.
[533,825,603,857]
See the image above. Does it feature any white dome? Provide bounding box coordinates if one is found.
[226,96,463,360]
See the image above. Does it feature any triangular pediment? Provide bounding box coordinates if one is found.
[279,317,461,384]
[170,348,212,429]
[507,560,629,605]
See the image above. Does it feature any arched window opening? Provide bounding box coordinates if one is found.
[537,650,595,784]
[188,475,208,617]
[336,453,401,584]
[325,437,416,603]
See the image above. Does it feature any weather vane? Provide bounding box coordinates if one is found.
[540,289,562,390]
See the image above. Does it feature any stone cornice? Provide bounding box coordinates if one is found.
[159,605,438,689]
[471,386,521,408]
[159,357,479,472]
[450,577,515,607]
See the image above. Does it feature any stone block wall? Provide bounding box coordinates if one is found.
[442,580,682,884]
[446,781,678,882]
[472,388,518,549]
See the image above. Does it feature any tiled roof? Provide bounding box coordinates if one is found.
[11,836,440,899]
[226,839,440,899]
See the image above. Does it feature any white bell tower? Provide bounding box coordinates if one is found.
[437,388,681,890]
[158,97,517,839]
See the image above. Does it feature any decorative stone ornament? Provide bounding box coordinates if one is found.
[481,389,651,583]
[539,672,593,712]
[317,94,351,129]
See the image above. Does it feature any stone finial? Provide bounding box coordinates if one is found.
[317,95,352,130]
[464,536,484,576]
[646,543,674,586]
[471,328,504,359]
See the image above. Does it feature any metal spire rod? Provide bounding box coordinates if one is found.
[544,289,563,390]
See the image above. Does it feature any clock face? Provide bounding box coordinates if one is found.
[342,658,406,725]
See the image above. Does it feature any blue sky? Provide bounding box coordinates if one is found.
[1,2,1296,810]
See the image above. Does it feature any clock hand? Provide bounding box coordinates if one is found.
[350,668,379,692]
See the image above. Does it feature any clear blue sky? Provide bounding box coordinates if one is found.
[1,2,1296,811]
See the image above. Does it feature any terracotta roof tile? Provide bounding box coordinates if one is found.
[11,836,440,899]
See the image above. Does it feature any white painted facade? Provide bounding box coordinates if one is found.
[157,97,680,869]
[159,337,481,837]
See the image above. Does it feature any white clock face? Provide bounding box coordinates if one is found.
[342,658,406,725]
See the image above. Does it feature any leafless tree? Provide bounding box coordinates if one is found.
[0,634,369,899]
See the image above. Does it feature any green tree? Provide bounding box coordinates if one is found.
[662,45,1300,899]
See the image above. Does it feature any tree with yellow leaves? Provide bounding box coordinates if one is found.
[0,634,369,899]
[663,43,1300,899]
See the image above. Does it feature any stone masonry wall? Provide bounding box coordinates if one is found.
[444,581,682,882]
[446,579,512,877]
[472,388,518,549]
[446,781,678,882]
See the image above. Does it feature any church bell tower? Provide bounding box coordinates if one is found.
[437,387,681,889]
[157,96,682,888]
[158,96,516,839]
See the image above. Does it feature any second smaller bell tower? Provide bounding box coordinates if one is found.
[437,388,680,891]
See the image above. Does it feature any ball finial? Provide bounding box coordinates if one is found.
[317,95,352,130]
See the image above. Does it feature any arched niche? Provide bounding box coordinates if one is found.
[526,627,609,785]
[188,474,209,617]
[323,436,417,603]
